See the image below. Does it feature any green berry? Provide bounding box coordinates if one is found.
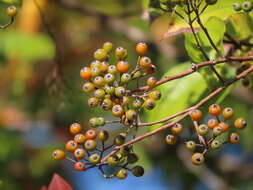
[186,141,196,151]
[7,5,17,17]
[115,86,126,97]
[97,117,105,126]
[88,97,100,108]
[149,90,161,100]
[122,96,131,106]
[132,98,143,109]
[131,166,144,177]
[84,139,97,151]
[94,89,105,98]
[126,109,137,121]
[91,67,101,77]
[146,76,157,87]
[242,1,252,12]
[132,71,142,79]
[114,134,126,146]
[103,42,113,52]
[213,126,222,136]
[90,60,101,68]
[120,146,131,156]
[93,76,105,87]
[89,117,98,127]
[115,47,127,60]
[205,0,217,5]
[107,155,120,166]
[104,73,115,84]
[83,82,95,93]
[94,48,108,61]
[89,153,101,164]
[98,130,109,141]
[232,2,242,11]
[104,85,115,95]
[211,140,221,149]
[116,168,128,179]
[108,65,117,74]
[121,73,131,83]
[143,98,156,110]
[102,98,113,110]
[197,124,209,136]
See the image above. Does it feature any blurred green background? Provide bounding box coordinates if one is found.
[0,0,253,189]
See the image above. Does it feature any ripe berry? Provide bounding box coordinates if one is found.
[121,73,131,83]
[131,166,145,177]
[207,118,218,129]
[103,42,113,52]
[229,132,240,144]
[7,6,17,17]
[102,98,113,110]
[74,161,86,171]
[126,109,137,121]
[186,141,196,151]
[93,76,105,87]
[69,123,82,135]
[85,129,97,140]
[211,140,221,150]
[65,140,78,152]
[205,0,217,5]
[84,139,97,151]
[74,148,85,160]
[115,86,126,97]
[89,153,101,164]
[117,61,130,73]
[115,47,127,60]
[94,48,108,61]
[149,90,161,100]
[80,67,92,80]
[208,104,221,116]
[98,130,109,142]
[52,149,65,160]
[116,168,128,179]
[232,2,242,11]
[108,65,117,74]
[136,42,148,55]
[88,97,99,108]
[222,107,234,120]
[91,67,101,77]
[144,64,156,75]
[112,104,125,117]
[213,126,222,136]
[234,118,247,129]
[104,73,115,84]
[190,109,202,121]
[139,56,152,68]
[132,98,143,109]
[74,134,86,144]
[114,134,126,146]
[242,1,252,12]
[171,123,184,135]
[191,153,205,165]
[94,89,105,98]
[107,155,120,166]
[83,82,95,93]
[146,76,157,87]
[127,153,138,164]
[218,122,229,132]
[165,134,177,145]
[197,124,209,136]
[143,98,156,110]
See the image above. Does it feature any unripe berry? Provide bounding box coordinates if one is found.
[103,42,113,52]
[112,104,125,117]
[94,89,105,98]
[115,86,126,97]
[104,85,115,95]
[143,98,156,110]
[98,130,109,142]
[115,47,127,60]
[74,148,85,160]
[52,149,65,160]
[213,126,222,136]
[91,67,101,77]
[222,107,234,120]
[88,97,100,108]
[108,65,117,74]
[7,5,17,17]
[208,104,221,116]
[121,73,131,83]
[171,123,184,135]
[116,168,128,179]
[107,155,120,166]
[211,140,221,150]
[83,82,95,93]
[89,117,98,127]
[197,124,209,136]
[114,134,126,146]
[90,60,101,68]
[126,109,137,121]
[122,96,131,106]
[242,1,252,12]
[84,139,97,151]
[132,98,143,109]
[80,67,92,80]
[132,71,142,79]
[74,133,86,144]
[190,109,202,121]
[102,98,113,110]
[165,134,177,145]
[146,76,157,87]
[229,132,240,144]
[136,42,148,55]
[74,161,86,171]
[186,141,196,151]
[149,90,161,100]
[234,118,247,129]
[65,140,78,152]
[94,48,108,61]
[191,153,205,165]
[104,73,115,84]
[89,153,101,164]
[131,166,145,177]
[139,56,152,68]
[207,118,218,129]
[69,123,82,135]
[232,2,242,11]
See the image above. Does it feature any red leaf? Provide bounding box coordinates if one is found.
[40,186,48,190]
[48,173,73,190]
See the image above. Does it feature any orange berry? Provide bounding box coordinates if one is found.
[207,118,218,129]
[80,67,92,80]
[218,122,229,132]
[139,56,151,68]
[74,161,86,171]
[189,109,202,121]
[69,123,82,135]
[85,129,97,140]
[74,148,86,160]
[229,133,240,144]
[136,42,148,55]
[222,107,234,120]
[116,61,130,73]
[65,140,78,152]
[74,133,86,144]
[234,118,247,129]
[208,104,221,116]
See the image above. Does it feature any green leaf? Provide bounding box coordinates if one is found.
[163,0,245,37]
[226,13,253,41]
[145,63,207,131]
[0,30,55,61]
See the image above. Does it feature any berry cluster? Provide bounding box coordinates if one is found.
[165,104,247,165]
[53,42,160,179]
[233,1,253,12]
